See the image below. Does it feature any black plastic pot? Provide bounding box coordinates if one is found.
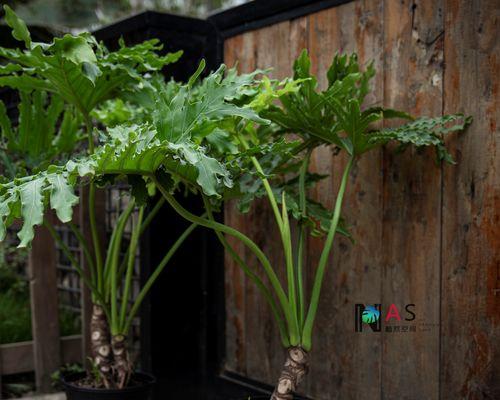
[62,372,156,400]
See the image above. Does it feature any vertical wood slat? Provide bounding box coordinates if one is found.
[442,0,500,398]
[29,215,61,392]
[250,20,292,383]
[224,19,311,386]
[79,186,107,364]
[382,0,444,399]
[306,9,343,398]
[224,33,252,376]
[306,1,384,399]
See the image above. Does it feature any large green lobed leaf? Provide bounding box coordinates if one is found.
[0,6,182,115]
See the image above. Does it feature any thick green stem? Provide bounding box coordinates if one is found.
[296,149,312,328]
[116,197,165,280]
[89,184,104,293]
[280,193,299,341]
[103,201,135,299]
[155,180,298,343]
[84,115,104,297]
[237,134,300,344]
[119,206,144,332]
[302,156,354,350]
[123,216,199,333]
[237,134,283,229]
[202,195,290,347]
[85,115,94,154]
[108,200,135,335]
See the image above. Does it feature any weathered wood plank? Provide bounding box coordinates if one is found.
[248,20,292,384]
[442,0,500,398]
[0,336,82,376]
[224,33,252,376]
[382,1,444,398]
[224,18,306,384]
[306,2,384,399]
[0,341,33,376]
[306,9,343,398]
[29,217,61,392]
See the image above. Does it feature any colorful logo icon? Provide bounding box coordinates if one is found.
[361,305,380,324]
[355,303,416,333]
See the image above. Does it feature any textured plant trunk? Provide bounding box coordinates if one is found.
[111,334,131,389]
[90,304,113,388]
[271,347,309,400]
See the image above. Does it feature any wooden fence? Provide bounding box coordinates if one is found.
[0,191,106,397]
[222,0,499,399]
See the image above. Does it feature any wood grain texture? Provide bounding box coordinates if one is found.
[306,2,384,399]
[249,21,291,383]
[442,0,500,398]
[0,335,82,375]
[28,216,61,392]
[222,0,499,398]
[224,33,253,376]
[224,20,296,383]
[382,1,444,399]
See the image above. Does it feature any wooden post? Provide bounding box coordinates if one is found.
[79,186,107,365]
[29,216,61,392]
[442,0,500,398]
[382,1,444,398]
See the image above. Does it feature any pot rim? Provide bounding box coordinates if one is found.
[61,371,156,394]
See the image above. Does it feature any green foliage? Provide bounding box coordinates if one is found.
[91,98,141,127]
[0,58,278,247]
[0,5,182,117]
[0,90,82,178]
[368,114,472,163]
[235,160,351,238]
[262,49,469,161]
[51,363,85,389]
[0,257,80,344]
[197,50,471,352]
[3,4,32,48]
[0,291,31,344]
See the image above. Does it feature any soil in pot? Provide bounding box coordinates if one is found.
[62,372,155,400]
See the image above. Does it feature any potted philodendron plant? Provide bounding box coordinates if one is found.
[0,5,184,398]
[150,51,471,400]
[0,6,297,399]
